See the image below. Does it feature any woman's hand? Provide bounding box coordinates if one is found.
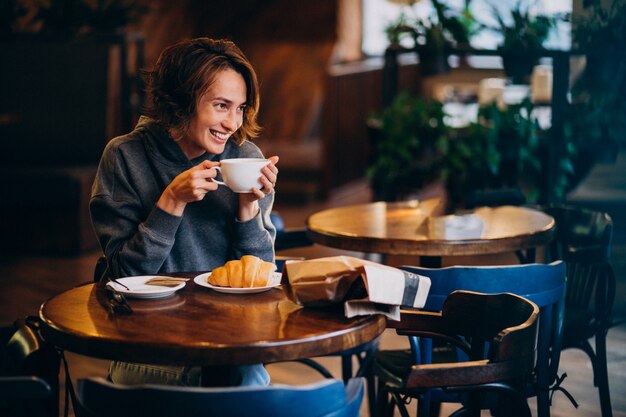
[238,155,279,221]
[157,160,219,216]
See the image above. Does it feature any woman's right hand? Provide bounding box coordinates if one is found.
[157,160,219,216]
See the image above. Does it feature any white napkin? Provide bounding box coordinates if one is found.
[429,214,484,240]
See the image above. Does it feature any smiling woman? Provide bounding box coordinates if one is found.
[89,37,279,389]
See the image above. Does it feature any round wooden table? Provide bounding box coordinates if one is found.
[39,275,386,369]
[306,200,555,265]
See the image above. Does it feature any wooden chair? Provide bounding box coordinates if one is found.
[382,262,567,417]
[77,376,364,417]
[375,290,539,417]
[1,318,60,417]
[541,204,616,417]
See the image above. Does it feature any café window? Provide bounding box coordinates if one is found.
[362,0,572,57]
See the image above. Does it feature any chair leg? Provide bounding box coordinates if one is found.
[366,369,377,417]
[341,355,353,383]
[595,332,613,417]
[417,390,441,417]
[536,389,551,417]
[357,352,377,417]
[376,384,394,417]
[390,392,412,417]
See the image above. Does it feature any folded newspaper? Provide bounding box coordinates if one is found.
[282,256,431,320]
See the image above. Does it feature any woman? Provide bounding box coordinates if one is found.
[90,37,278,386]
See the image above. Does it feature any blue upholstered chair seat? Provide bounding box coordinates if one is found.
[78,376,365,417]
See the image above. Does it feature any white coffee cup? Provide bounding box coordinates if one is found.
[213,158,270,193]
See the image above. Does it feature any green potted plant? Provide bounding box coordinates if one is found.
[367,92,450,201]
[568,0,626,165]
[482,0,567,84]
[385,0,476,76]
[368,92,575,206]
[466,99,575,204]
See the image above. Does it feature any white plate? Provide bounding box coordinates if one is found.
[193,272,282,294]
[107,276,187,299]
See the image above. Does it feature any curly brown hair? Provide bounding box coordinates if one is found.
[143,37,261,144]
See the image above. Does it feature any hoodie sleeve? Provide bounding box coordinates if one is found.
[90,138,182,278]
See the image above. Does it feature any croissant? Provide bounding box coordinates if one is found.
[208,255,276,288]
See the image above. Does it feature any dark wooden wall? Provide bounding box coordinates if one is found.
[132,0,339,200]
[136,0,338,143]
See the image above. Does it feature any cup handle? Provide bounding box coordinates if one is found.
[211,166,226,186]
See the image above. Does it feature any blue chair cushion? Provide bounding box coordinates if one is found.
[78,376,364,417]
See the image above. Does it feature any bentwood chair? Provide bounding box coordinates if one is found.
[377,262,566,417]
[375,290,539,417]
[541,204,616,417]
[78,376,364,417]
[1,318,60,417]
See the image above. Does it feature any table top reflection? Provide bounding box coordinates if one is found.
[39,274,386,367]
[306,200,555,258]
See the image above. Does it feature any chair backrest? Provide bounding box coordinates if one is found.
[541,204,615,322]
[78,376,364,417]
[541,204,613,263]
[391,290,539,387]
[400,262,566,399]
[271,211,313,251]
[1,319,58,417]
[0,376,52,417]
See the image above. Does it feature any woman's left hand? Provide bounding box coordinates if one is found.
[238,155,279,221]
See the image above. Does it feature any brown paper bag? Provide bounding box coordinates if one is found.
[282,256,431,319]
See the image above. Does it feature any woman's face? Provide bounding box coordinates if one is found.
[178,68,247,159]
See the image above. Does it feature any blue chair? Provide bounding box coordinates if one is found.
[77,376,365,417]
[375,261,567,417]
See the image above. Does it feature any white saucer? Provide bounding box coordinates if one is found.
[193,272,281,294]
[107,276,187,299]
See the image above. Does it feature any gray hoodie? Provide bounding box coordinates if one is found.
[90,116,276,278]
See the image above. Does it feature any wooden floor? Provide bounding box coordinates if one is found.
[1,177,625,416]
